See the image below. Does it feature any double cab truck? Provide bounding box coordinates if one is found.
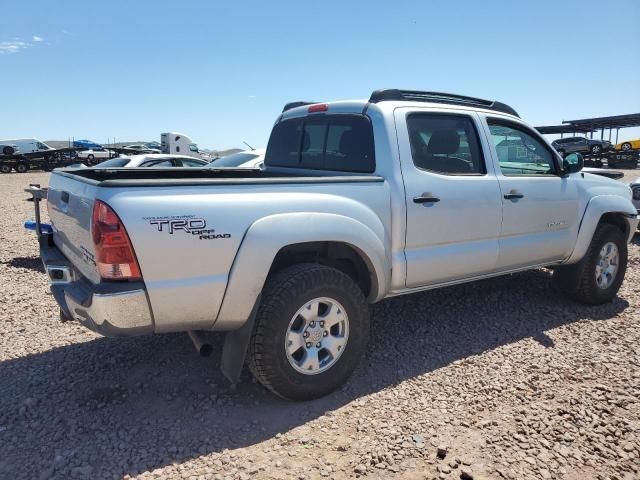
[30,89,639,400]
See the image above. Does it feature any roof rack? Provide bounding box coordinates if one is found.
[368,89,519,118]
[282,101,319,113]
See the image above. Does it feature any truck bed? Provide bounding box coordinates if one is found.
[57,167,384,187]
[45,167,391,334]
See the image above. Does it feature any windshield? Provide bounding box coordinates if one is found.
[210,152,258,167]
[94,158,130,168]
[189,143,199,152]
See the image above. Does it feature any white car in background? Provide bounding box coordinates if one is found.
[76,148,112,162]
[209,149,265,168]
[94,154,209,168]
[123,144,162,154]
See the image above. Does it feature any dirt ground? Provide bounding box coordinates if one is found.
[0,171,639,480]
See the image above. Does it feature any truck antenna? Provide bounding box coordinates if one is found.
[243,141,255,151]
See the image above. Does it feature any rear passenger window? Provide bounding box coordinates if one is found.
[265,114,375,173]
[406,114,485,175]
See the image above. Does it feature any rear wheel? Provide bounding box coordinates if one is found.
[591,144,602,155]
[248,263,370,400]
[554,223,627,305]
[15,163,28,173]
[621,142,632,151]
[0,164,11,174]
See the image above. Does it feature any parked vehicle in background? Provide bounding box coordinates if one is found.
[552,136,612,156]
[0,138,55,155]
[615,138,640,151]
[160,132,201,158]
[76,148,112,162]
[73,139,104,151]
[123,144,162,154]
[95,154,208,168]
[31,89,638,401]
[629,179,640,221]
[209,149,265,168]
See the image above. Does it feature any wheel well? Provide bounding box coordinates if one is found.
[599,212,630,238]
[269,242,375,298]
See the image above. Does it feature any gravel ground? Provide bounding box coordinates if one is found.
[1,171,639,480]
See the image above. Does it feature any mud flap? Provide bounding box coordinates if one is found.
[220,295,260,384]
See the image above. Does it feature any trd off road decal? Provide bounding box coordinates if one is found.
[144,215,231,240]
[79,245,96,266]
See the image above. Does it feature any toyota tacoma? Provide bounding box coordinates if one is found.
[28,89,639,400]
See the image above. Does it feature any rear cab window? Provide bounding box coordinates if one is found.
[265,114,375,173]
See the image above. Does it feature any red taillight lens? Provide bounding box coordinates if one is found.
[91,200,141,280]
[308,103,328,113]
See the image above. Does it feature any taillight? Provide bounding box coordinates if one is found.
[91,200,141,280]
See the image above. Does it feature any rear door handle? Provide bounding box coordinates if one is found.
[413,193,440,204]
[504,191,524,200]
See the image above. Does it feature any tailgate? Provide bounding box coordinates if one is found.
[46,171,101,284]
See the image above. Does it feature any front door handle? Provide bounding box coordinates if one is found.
[413,193,440,204]
[504,191,524,200]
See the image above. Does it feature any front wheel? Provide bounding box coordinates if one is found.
[554,223,627,305]
[591,145,602,155]
[0,164,11,174]
[248,263,370,400]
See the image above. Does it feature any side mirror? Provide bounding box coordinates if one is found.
[563,152,584,174]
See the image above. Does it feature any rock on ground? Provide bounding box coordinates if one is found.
[1,171,639,480]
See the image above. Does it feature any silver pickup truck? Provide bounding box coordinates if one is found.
[30,89,638,400]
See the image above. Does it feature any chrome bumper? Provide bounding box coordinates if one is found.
[40,234,154,337]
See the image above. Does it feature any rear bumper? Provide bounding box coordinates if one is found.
[40,234,154,337]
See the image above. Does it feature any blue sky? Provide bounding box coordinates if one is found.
[1,0,639,149]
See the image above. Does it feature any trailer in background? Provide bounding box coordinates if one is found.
[0,148,81,173]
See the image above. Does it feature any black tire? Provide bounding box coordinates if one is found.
[621,142,632,151]
[554,223,627,305]
[15,163,28,173]
[2,146,14,156]
[0,164,11,174]
[248,263,370,401]
[87,154,94,161]
[591,144,602,155]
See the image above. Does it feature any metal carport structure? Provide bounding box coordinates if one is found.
[536,113,640,144]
